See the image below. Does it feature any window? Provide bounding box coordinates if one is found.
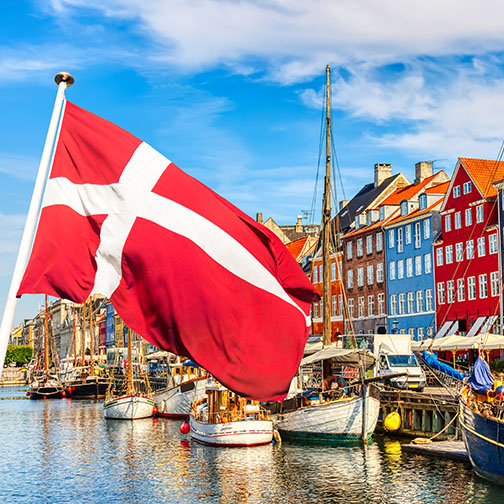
[463,181,472,194]
[407,292,414,313]
[454,212,462,229]
[414,222,421,248]
[468,276,476,300]
[401,201,408,215]
[320,298,323,318]
[419,194,427,210]
[477,237,486,257]
[398,260,404,279]
[313,302,319,318]
[445,245,453,264]
[406,258,413,277]
[367,265,374,285]
[319,265,323,281]
[425,289,433,311]
[457,278,465,302]
[400,329,407,335]
[366,235,373,255]
[357,238,363,257]
[346,241,353,259]
[424,253,432,274]
[416,290,423,312]
[338,294,342,316]
[313,266,318,283]
[437,282,445,304]
[408,328,415,338]
[368,296,374,316]
[466,240,474,259]
[347,270,353,289]
[447,280,455,303]
[332,295,337,316]
[427,326,434,337]
[377,263,384,283]
[436,248,443,266]
[405,225,412,244]
[415,255,422,276]
[465,208,472,227]
[489,234,498,254]
[453,185,461,198]
[348,298,354,318]
[390,295,397,316]
[389,261,396,280]
[378,293,385,315]
[445,215,452,232]
[397,227,403,252]
[423,219,431,239]
[418,327,425,340]
[476,205,484,223]
[357,267,364,287]
[491,271,500,297]
[479,274,488,298]
[388,229,395,248]
[376,232,383,252]
[456,242,463,262]
[379,207,385,221]
[358,297,364,318]
[398,293,405,314]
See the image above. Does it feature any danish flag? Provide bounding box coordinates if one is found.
[17,101,319,401]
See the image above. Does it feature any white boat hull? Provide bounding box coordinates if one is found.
[274,394,380,443]
[103,395,155,420]
[190,416,273,447]
[154,378,208,419]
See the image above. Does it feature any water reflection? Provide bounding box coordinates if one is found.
[0,387,503,503]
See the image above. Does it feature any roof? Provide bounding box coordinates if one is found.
[337,173,407,232]
[343,207,400,238]
[285,237,309,261]
[459,157,504,198]
[378,173,439,207]
[425,180,450,194]
[385,197,444,227]
[301,346,376,370]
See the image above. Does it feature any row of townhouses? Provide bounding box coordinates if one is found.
[293,158,504,341]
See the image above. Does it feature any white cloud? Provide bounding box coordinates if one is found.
[0,153,39,181]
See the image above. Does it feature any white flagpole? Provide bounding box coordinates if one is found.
[0,72,74,376]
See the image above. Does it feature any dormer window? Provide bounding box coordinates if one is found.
[419,194,427,210]
[355,217,360,230]
[400,201,408,216]
[379,207,385,221]
[366,212,372,226]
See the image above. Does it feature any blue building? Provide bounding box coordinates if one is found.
[384,178,449,340]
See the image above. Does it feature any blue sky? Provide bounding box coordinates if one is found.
[3,0,504,324]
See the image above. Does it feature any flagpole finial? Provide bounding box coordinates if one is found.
[54,72,75,87]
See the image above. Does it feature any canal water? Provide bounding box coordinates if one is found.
[1,386,503,504]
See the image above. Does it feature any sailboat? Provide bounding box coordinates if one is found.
[103,329,155,419]
[28,295,64,399]
[64,298,109,399]
[189,380,273,447]
[271,66,380,443]
[153,356,209,419]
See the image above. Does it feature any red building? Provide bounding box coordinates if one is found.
[434,158,504,337]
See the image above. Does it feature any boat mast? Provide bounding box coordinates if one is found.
[322,65,332,347]
[127,329,134,394]
[44,294,49,376]
[89,296,94,375]
[72,304,77,367]
[81,299,87,366]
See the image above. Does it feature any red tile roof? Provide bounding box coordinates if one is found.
[378,173,439,207]
[425,181,450,194]
[460,157,504,198]
[285,237,309,261]
[385,197,444,226]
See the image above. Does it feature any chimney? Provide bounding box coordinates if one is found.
[296,215,303,233]
[256,212,263,224]
[374,163,392,188]
[339,200,349,211]
[414,161,433,185]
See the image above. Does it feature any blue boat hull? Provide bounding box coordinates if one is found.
[459,398,504,485]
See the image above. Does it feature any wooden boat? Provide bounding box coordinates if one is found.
[153,359,209,418]
[28,295,64,399]
[190,382,273,447]
[104,329,154,420]
[273,347,380,443]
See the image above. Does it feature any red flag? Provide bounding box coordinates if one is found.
[18,101,319,401]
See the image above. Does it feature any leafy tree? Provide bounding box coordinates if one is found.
[4,345,33,366]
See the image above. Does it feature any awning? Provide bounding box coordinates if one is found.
[480,316,497,334]
[446,322,459,336]
[467,316,486,337]
[300,346,376,370]
[145,351,170,360]
[435,320,456,339]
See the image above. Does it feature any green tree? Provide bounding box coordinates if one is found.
[4,345,33,366]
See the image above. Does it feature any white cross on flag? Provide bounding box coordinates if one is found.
[17,101,319,401]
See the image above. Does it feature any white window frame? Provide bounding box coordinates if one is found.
[313,266,318,283]
[407,292,414,313]
[456,242,463,262]
[425,289,433,311]
[416,290,423,312]
[437,282,445,305]
[424,253,432,274]
[414,222,421,248]
[377,262,384,283]
[476,204,484,223]
[405,224,412,244]
[347,270,353,289]
[358,297,365,318]
[366,235,373,255]
[348,298,354,318]
[468,276,476,300]
[398,293,405,314]
[389,261,396,280]
[398,260,404,279]
[331,262,337,281]
[376,232,383,252]
[445,215,452,232]
[388,229,395,248]
[423,219,430,239]
[491,271,499,297]
[436,248,443,266]
[367,265,374,285]
[457,278,465,302]
[332,295,337,317]
[466,240,474,259]
[368,295,374,316]
[390,294,397,316]
[454,212,462,230]
[447,280,455,303]
[445,245,453,264]
[415,255,422,276]
[346,241,353,259]
[453,185,461,198]
[357,238,363,257]
[477,237,486,257]
[357,267,364,287]
[489,233,498,254]
[465,208,472,227]
[378,293,385,315]
[479,273,488,299]
[463,181,472,194]
[397,227,403,252]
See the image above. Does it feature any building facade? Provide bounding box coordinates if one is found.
[434,158,504,337]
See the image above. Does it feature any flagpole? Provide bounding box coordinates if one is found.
[0,72,74,376]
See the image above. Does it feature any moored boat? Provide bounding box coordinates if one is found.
[190,382,273,447]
